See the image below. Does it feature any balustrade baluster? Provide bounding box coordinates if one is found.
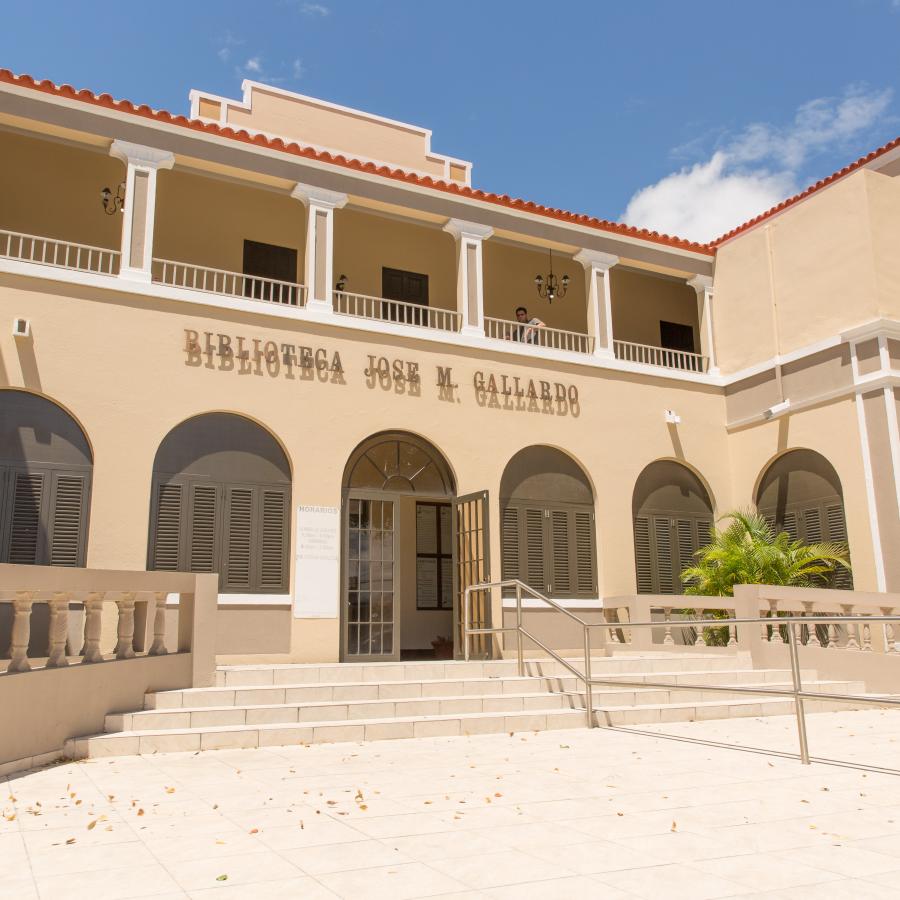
[149,592,169,655]
[827,622,839,648]
[8,592,34,674]
[802,601,821,647]
[81,592,106,663]
[768,600,784,643]
[841,604,860,649]
[881,607,897,653]
[861,618,873,652]
[114,593,137,659]
[662,607,675,646]
[728,622,738,647]
[46,591,71,668]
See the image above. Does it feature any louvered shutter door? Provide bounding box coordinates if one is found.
[781,511,799,541]
[48,472,88,566]
[574,510,595,596]
[500,506,520,583]
[825,502,853,589]
[633,516,654,594]
[675,519,695,592]
[6,471,45,564]
[550,510,571,595]
[259,488,289,591]
[654,517,675,594]
[223,486,254,590]
[189,483,219,573]
[524,507,546,592]
[151,481,183,571]
[802,506,823,544]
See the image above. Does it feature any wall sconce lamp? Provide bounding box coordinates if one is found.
[100,182,126,215]
[335,273,348,292]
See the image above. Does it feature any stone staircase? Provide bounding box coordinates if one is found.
[65,653,868,758]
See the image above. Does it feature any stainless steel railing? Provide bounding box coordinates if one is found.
[462,580,900,767]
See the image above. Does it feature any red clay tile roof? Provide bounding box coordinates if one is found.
[0,68,715,256]
[711,135,900,246]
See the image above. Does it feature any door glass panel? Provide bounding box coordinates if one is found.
[346,497,396,658]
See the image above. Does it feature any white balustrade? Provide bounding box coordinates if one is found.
[613,339,707,372]
[333,290,461,332]
[152,258,306,307]
[0,229,120,275]
[484,316,594,354]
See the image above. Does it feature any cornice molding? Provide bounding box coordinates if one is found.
[108,140,174,170]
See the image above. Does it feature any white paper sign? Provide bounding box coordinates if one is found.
[294,505,340,618]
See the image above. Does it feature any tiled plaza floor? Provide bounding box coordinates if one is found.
[3,709,900,899]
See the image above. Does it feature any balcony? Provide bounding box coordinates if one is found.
[614,339,708,373]
[152,259,306,308]
[484,316,594,354]
[1,229,120,277]
[333,290,460,332]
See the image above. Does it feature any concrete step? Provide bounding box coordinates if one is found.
[214,654,754,686]
[117,679,864,732]
[70,691,878,760]
[147,668,817,710]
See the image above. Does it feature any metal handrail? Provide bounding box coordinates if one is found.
[461,583,900,766]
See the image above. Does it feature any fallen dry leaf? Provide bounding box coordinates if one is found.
[65,838,76,845]
[87,820,97,831]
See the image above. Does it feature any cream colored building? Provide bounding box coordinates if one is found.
[0,69,898,664]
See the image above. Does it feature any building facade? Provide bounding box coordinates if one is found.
[1,70,898,663]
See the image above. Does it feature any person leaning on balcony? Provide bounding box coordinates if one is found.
[514,306,545,344]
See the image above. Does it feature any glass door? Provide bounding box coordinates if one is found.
[343,494,399,661]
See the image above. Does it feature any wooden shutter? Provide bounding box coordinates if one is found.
[781,511,799,541]
[802,506,823,544]
[6,471,44,564]
[223,486,254,590]
[259,488,289,591]
[500,506,520,583]
[48,472,88,566]
[633,516,654,594]
[574,510,595,595]
[151,481,183,571]
[825,502,853,589]
[549,510,571,594]
[188,483,219,573]
[524,507,546,591]
[654,517,675,594]
[674,518,696,592]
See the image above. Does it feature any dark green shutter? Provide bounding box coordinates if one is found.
[500,505,520,584]
[151,481,183,571]
[223,486,254,590]
[188,483,220,573]
[6,471,44,564]
[633,516,653,593]
[550,509,571,594]
[259,488,289,591]
[574,510,595,595]
[48,472,89,567]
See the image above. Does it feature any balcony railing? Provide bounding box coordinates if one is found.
[152,259,306,307]
[484,317,594,354]
[614,339,707,372]
[0,229,120,276]
[333,290,461,332]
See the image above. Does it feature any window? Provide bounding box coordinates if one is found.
[659,320,695,354]
[242,239,299,304]
[382,267,429,325]
[415,502,453,609]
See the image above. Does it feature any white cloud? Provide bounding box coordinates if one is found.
[621,85,893,242]
[216,32,243,63]
[291,58,305,79]
[243,57,263,74]
[301,2,329,15]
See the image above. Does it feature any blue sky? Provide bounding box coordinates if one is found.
[2,0,899,242]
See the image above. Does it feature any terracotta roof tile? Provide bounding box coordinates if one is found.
[0,68,714,255]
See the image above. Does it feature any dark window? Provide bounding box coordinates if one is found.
[242,239,299,305]
[659,320,695,354]
[382,267,429,325]
[415,502,453,610]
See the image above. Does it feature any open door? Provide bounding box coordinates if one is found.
[453,490,491,659]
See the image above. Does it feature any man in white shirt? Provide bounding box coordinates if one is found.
[514,306,545,345]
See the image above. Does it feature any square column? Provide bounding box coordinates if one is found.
[688,274,718,375]
[291,183,348,313]
[109,141,174,282]
[574,250,618,359]
[443,219,493,337]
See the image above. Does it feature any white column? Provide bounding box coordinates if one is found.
[443,219,493,337]
[688,274,718,375]
[109,141,174,282]
[291,183,348,314]
[574,250,618,359]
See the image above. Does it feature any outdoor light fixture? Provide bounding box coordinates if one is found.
[664,409,681,424]
[100,182,126,215]
[534,249,569,303]
[335,273,348,292]
[12,317,31,338]
[763,399,791,420]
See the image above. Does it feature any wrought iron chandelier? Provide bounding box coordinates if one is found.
[100,182,126,215]
[534,249,569,303]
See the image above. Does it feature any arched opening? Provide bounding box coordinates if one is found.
[755,449,852,588]
[147,413,291,593]
[632,460,713,594]
[500,446,597,599]
[0,390,92,566]
[341,432,468,661]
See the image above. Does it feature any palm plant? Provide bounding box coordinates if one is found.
[678,509,851,646]
[681,509,851,597]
